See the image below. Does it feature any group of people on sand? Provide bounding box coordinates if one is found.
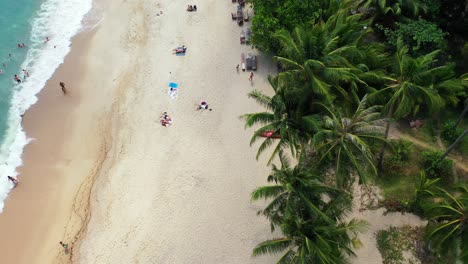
[160,101,210,127]
[160,112,174,127]
[187,5,197,11]
[173,45,187,54]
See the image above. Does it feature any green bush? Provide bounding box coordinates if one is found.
[421,151,453,184]
[380,197,412,215]
[377,227,405,263]
[385,140,413,171]
[376,19,447,55]
[440,120,463,143]
[251,0,322,53]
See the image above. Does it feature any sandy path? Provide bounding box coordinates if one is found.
[388,124,468,174]
[349,182,427,263]
[73,0,278,263]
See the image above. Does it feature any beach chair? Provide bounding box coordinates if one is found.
[240,30,245,44]
[237,14,243,25]
[236,9,243,25]
[243,10,249,21]
[252,55,257,71]
[241,53,246,72]
[246,57,252,71]
[238,0,245,7]
[231,12,237,20]
[245,28,251,44]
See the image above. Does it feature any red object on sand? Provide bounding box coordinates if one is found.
[259,131,281,139]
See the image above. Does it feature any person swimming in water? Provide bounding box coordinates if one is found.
[14,75,21,83]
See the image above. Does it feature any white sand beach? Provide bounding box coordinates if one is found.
[74,0,279,262]
[1,0,280,263]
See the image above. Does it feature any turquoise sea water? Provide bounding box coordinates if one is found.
[0,0,42,142]
[0,0,93,213]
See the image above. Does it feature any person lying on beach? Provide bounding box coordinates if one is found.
[7,176,18,187]
[173,45,187,54]
[160,112,173,127]
[199,101,208,110]
[187,5,193,11]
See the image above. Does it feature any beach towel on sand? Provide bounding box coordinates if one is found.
[168,82,179,99]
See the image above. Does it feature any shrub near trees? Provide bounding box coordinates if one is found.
[245,0,467,262]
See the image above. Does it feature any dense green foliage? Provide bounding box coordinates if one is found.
[423,185,468,262]
[251,153,367,263]
[311,96,387,187]
[422,150,453,184]
[376,226,425,263]
[244,0,468,262]
[250,0,322,53]
[441,120,463,143]
[376,19,446,55]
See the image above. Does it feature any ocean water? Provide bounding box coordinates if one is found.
[0,0,93,213]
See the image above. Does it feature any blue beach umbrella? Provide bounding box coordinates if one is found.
[169,82,179,89]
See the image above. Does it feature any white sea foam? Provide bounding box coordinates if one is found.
[0,0,93,213]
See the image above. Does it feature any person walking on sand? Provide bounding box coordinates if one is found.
[59,82,67,94]
[236,64,239,72]
[7,176,18,187]
[59,241,69,254]
[249,72,254,82]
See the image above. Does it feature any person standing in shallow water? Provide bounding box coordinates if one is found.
[7,176,18,187]
[59,82,67,94]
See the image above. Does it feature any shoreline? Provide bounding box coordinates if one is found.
[0,1,111,262]
[2,0,281,263]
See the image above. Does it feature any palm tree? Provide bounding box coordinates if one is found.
[311,94,387,187]
[439,128,468,160]
[454,98,468,129]
[251,153,367,263]
[424,185,468,262]
[242,78,309,164]
[411,172,440,215]
[371,39,455,170]
[273,9,371,106]
[253,215,366,264]
[251,152,339,229]
[357,0,426,19]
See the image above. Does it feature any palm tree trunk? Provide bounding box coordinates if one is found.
[378,108,394,173]
[439,128,468,160]
[454,98,468,128]
[434,113,444,149]
[378,121,391,173]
